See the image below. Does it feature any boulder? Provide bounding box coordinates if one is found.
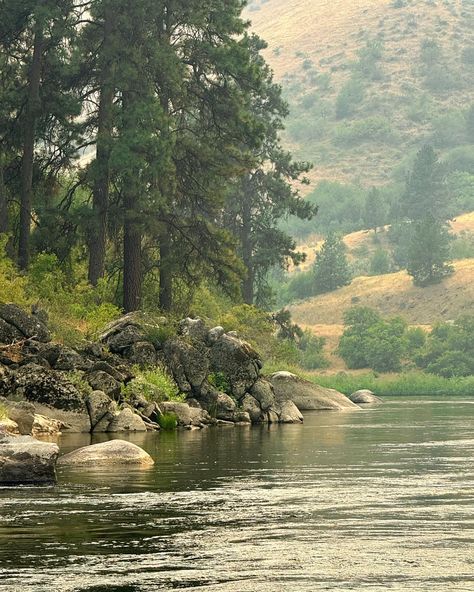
[33,403,91,433]
[160,401,211,427]
[0,434,59,484]
[0,318,23,344]
[207,326,225,345]
[240,394,264,423]
[32,414,63,437]
[107,408,147,432]
[57,439,154,466]
[349,389,383,405]
[163,338,208,393]
[250,379,276,411]
[178,317,208,343]
[276,400,304,424]
[89,360,128,383]
[125,341,157,367]
[0,418,19,435]
[210,335,261,398]
[85,391,116,429]
[53,346,90,372]
[268,371,360,411]
[0,303,50,343]
[14,364,85,411]
[198,386,237,421]
[234,411,251,424]
[0,398,35,434]
[0,366,13,395]
[107,325,145,354]
[86,370,122,399]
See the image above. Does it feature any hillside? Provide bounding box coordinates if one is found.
[247,0,474,186]
[291,210,474,272]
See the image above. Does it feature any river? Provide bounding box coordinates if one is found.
[0,397,473,591]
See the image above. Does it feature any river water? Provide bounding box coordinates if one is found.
[0,397,473,591]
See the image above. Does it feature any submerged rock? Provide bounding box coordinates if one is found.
[0,434,59,484]
[268,371,360,411]
[349,389,383,405]
[57,439,154,466]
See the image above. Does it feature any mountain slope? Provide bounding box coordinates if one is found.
[247,0,474,186]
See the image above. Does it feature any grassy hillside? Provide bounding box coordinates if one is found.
[247,0,474,186]
[291,210,474,272]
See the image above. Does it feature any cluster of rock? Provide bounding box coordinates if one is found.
[0,305,306,438]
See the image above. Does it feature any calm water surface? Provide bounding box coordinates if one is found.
[0,397,473,591]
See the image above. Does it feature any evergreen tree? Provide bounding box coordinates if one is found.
[313,232,352,293]
[364,187,387,233]
[224,37,316,306]
[407,215,453,286]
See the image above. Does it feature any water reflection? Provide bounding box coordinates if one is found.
[0,397,473,591]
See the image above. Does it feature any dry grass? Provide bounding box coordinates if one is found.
[246,0,474,185]
[289,258,474,327]
[291,212,474,272]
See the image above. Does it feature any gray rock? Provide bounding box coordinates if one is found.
[199,386,237,421]
[178,317,208,343]
[277,400,304,424]
[125,341,157,367]
[207,326,225,345]
[210,335,261,398]
[0,365,13,395]
[0,318,23,344]
[107,325,145,354]
[250,379,276,411]
[234,411,251,424]
[0,303,50,343]
[160,401,211,427]
[0,434,59,484]
[32,414,63,436]
[90,360,128,383]
[0,397,35,434]
[53,346,90,371]
[0,418,19,435]
[33,403,91,433]
[163,338,208,393]
[14,364,85,412]
[241,394,264,424]
[57,439,154,466]
[349,389,383,405]
[86,370,122,399]
[268,371,360,411]
[107,408,147,432]
[86,391,116,429]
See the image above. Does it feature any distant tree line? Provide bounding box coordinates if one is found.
[0,0,315,312]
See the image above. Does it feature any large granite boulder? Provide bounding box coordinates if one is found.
[249,379,276,411]
[160,401,211,427]
[198,384,237,421]
[33,403,91,433]
[178,317,209,343]
[0,303,50,343]
[0,318,23,344]
[275,400,304,424]
[268,372,360,411]
[0,397,35,434]
[0,434,59,484]
[349,389,383,405]
[86,391,117,430]
[210,335,261,398]
[86,370,122,399]
[240,393,264,423]
[163,338,208,393]
[0,418,19,435]
[14,364,85,411]
[107,408,147,432]
[57,439,154,466]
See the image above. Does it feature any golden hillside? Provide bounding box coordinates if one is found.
[289,258,474,327]
[292,211,474,272]
[247,0,474,185]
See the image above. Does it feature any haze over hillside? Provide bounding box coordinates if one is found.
[248,0,474,186]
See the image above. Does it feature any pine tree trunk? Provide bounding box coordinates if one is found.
[18,25,44,270]
[88,6,115,286]
[123,191,142,312]
[0,155,8,235]
[241,189,254,305]
[159,227,173,311]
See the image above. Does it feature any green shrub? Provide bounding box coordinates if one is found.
[336,77,365,119]
[122,367,182,403]
[369,249,391,275]
[0,403,9,420]
[208,372,232,395]
[158,412,178,430]
[334,116,393,146]
[0,236,30,306]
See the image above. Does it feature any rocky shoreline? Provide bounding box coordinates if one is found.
[0,303,380,485]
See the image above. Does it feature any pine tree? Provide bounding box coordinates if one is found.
[364,187,387,233]
[313,233,352,293]
[224,37,316,306]
[407,215,453,286]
